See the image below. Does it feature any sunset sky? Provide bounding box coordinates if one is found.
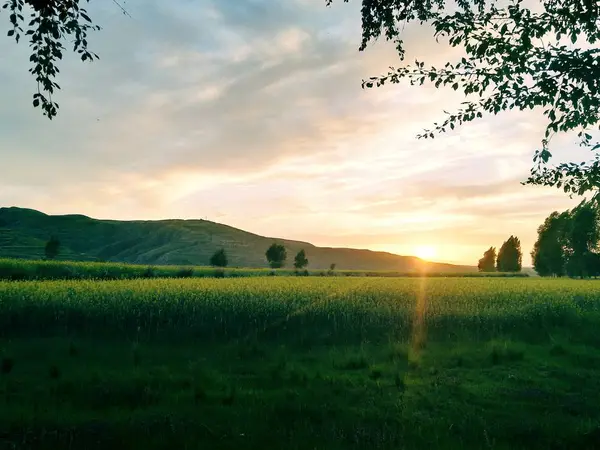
[0,0,590,265]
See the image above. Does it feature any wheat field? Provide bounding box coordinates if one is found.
[1,277,599,449]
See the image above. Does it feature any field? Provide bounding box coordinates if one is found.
[0,257,529,281]
[1,277,599,449]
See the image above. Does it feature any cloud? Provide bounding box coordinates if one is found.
[0,0,588,265]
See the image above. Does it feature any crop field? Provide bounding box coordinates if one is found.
[0,257,528,281]
[1,277,599,449]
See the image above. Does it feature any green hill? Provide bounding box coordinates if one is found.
[0,206,476,272]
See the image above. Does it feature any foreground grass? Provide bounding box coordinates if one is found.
[0,257,526,281]
[0,277,598,449]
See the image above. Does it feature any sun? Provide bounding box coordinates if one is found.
[414,245,437,260]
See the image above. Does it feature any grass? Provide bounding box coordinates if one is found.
[1,277,599,449]
[0,257,528,281]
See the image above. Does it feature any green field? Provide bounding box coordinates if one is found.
[0,257,529,281]
[1,277,599,449]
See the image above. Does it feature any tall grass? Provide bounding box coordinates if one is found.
[0,277,593,346]
[1,276,599,450]
[0,257,528,281]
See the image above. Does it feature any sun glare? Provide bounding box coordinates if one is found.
[414,245,437,260]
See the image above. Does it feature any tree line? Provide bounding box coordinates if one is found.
[43,202,600,277]
[43,238,318,271]
[477,200,600,278]
[211,243,314,271]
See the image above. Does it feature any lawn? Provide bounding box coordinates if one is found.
[0,277,598,449]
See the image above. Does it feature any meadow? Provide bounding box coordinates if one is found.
[0,257,529,281]
[1,277,599,449]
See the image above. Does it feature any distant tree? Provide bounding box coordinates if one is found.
[477,247,496,272]
[531,211,570,277]
[293,249,309,270]
[266,243,287,269]
[44,236,60,260]
[496,236,522,272]
[209,248,228,268]
[327,263,337,276]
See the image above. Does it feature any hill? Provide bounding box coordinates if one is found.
[0,207,476,272]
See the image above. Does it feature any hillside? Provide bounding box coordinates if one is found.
[0,207,476,272]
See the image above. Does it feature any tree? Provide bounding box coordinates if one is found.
[531,202,600,277]
[584,252,600,278]
[531,211,570,276]
[209,248,228,268]
[2,0,103,119]
[44,236,60,260]
[265,243,287,269]
[477,247,496,272]
[326,0,600,196]
[293,249,309,270]
[565,201,600,277]
[496,236,522,272]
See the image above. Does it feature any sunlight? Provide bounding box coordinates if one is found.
[414,245,437,260]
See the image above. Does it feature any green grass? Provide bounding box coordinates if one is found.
[0,257,528,281]
[0,257,284,281]
[1,277,599,449]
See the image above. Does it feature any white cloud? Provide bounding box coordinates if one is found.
[0,0,588,265]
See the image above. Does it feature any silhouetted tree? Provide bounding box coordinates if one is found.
[497,236,522,272]
[266,243,287,269]
[477,247,496,272]
[293,249,309,270]
[531,211,570,277]
[565,201,600,278]
[44,236,60,260]
[532,202,600,277]
[209,248,228,268]
[584,252,600,278]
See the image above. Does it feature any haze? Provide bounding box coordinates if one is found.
[0,0,586,265]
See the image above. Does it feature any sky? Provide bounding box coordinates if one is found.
[0,0,591,265]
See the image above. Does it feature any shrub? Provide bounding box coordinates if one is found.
[142,266,156,278]
[175,268,194,278]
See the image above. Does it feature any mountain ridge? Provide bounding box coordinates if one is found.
[0,206,476,272]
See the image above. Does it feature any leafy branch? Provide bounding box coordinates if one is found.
[2,0,111,119]
[329,0,600,195]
